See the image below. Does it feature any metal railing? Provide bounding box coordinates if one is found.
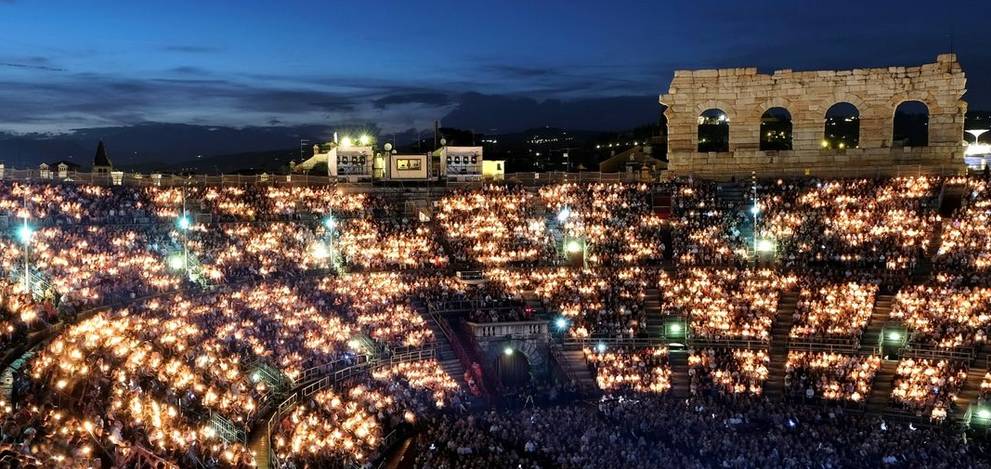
[787,336,861,353]
[297,355,370,385]
[208,411,247,444]
[901,344,975,362]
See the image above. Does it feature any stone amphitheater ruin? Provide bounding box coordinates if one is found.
[660,54,968,177]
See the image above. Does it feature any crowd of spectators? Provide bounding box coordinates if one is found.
[416,395,988,468]
[659,268,796,342]
[936,177,991,280]
[759,177,939,275]
[2,176,991,467]
[582,346,671,394]
[790,280,878,341]
[436,186,556,267]
[273,360,462,468]
[486,266,650,338]
[891,358,969,421]
[784,352,880,402]
[891,284,991,348]
[689,348,769,397]
[671,182,748,266]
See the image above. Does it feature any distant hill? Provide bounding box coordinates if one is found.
[0,122,338,170]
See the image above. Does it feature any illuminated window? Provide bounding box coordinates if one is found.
[396,158,422,171]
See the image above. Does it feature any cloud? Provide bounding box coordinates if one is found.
[0,56,65,72]
[161,45,221,54]
[484,64,557,78]
[373,92,450,109]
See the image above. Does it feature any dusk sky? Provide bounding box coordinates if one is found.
[1,0,988,135]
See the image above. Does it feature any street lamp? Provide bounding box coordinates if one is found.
[177,187,191,277]
[16,220,33,291]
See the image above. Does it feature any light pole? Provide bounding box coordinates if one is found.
[17,192,33,292]
[177,186,191,278]
[750,171,759,256]
[17,219,33,292]
[324,212,337,269]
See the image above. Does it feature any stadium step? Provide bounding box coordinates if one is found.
[865,359,900,412]
[440,358,468,388]
[861,295,895,354]
[667,350,690,398]
[424,316,467,385]
[554,348,597,394]
[652,187,672,218]
[953,367,989,422]
[644,287,665,338]
[249,427,271,469]
[765,292,798,398]
[938,182,967,217]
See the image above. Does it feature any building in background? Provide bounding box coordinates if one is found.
[434,145,483,181]
[93,140,113,174]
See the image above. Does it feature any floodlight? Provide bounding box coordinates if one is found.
[565,240,582,254]
[168,254,185,270]
[16,224,33,244]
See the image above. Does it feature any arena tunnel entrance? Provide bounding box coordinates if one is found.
[495,347,532,389]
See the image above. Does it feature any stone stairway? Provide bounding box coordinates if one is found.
[716,182,749,207]
[765,292,798,398]
[668,350,690,398]
[249,429,271,469]
[644,287,665,338]
[425,315,468,388]
[865,359,899,413]
[652,187,672,218]
[861,295,895,354]
[555,347,598,393]
[953,367,989,422]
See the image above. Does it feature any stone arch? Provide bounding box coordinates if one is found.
[494,347,531,388]
[757,98,799,121]
[698,108,731,152]
[759,107,793,151]
[492,339,539,388]
[891,99,931,147]
[823,102,861,149]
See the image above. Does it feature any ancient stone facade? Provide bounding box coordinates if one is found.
[660,54,967,177]
[466,321,550,383]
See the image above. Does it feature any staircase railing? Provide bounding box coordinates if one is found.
[435,315,492,398]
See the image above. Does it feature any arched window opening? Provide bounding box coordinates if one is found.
[893,101,929,147]
[823,102,860,150]
[698,108,729,152]
[760,107,793,151]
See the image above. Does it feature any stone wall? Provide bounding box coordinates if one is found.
[660,54,968,177]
